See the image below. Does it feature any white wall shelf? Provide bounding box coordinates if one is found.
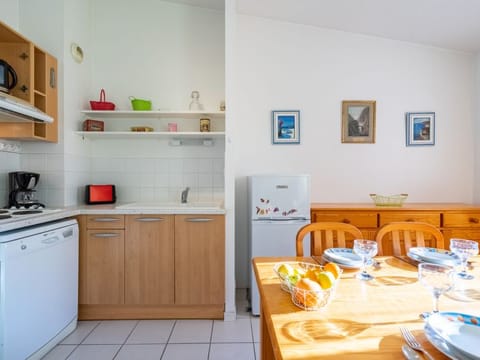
[75,131,225,139]
[81,110,225,117]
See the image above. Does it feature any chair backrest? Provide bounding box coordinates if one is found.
[375,221,444,256]
[296,222,364,256]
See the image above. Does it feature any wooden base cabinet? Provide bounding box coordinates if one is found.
[125,215,174,305]
[78,213,225,320]
[78,215,125,305]
[175,215,225,305]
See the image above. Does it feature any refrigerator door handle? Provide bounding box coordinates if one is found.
[253,218,309,223]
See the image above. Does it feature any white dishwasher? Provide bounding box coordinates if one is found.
[0,219,79,360]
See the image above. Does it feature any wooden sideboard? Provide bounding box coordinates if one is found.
[311,203,480,252]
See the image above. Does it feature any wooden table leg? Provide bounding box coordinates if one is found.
[260,301,275,360]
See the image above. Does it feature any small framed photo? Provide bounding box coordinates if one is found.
[406,112,435,146]
[341,100,376,143]
[272,110,300,144]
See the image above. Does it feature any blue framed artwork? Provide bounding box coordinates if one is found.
[406,112,435,146]
[272,110,300,144]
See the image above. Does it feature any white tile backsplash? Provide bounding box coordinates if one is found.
[0,138,224,207]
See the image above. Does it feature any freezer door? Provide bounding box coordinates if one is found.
[248,175,311,219]
[249,220,310,315]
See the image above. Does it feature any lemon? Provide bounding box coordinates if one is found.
[277,263,294,277]
[316,271,336,289]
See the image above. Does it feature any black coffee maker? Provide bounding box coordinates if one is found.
[7,171,44,208]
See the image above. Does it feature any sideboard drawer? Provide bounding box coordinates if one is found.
[312,212,377,228]
[379,212,440,226]
[444,213,480,227]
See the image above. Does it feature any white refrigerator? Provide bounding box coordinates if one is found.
[248,174,311,315]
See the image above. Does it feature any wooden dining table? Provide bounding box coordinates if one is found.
[252,255,480,359]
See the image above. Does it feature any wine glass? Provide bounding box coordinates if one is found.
[353,239,378,281]
[418,263,454,317]
[449,239,479,280]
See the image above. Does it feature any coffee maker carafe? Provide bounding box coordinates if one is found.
[8,171,44,208]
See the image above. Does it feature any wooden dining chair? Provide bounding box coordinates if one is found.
[296,222,364,256]
[374,221,444,256]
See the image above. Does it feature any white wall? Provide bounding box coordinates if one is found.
[233,15,476,287]
[89,0,225,111]
[474,53,480,204]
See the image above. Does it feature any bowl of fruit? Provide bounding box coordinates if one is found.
[274,261,342,311]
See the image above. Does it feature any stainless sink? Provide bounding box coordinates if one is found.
[115,202,222,210]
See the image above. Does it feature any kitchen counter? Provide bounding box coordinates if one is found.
[0,202,226,233]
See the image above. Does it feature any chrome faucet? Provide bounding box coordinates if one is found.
[181,187,190,203]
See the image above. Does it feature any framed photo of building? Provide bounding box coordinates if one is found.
[341,100,376,144]
[272,110,300,144]
[406,112,435,146]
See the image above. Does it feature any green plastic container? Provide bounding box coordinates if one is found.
[129,96,152,111]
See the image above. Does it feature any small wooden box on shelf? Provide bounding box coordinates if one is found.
[0,20,58,142]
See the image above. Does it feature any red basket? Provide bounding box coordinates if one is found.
[90,89,115,110]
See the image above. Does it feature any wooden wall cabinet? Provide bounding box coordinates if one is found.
[311,203,480,253]
[78,213,225,320]
[0,20,58,142]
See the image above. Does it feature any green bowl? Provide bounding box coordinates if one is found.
[130,97,152,111]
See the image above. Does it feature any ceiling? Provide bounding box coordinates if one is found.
[165,0,480,53]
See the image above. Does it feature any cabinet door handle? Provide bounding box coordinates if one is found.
[136,217,164,222]
[342,219,350,224]
[406,218,415,222]
[50,67,56,88]
[469,217,480,224]
[92,233,119,238]
[92,217,121,222]
[186,218,213,222]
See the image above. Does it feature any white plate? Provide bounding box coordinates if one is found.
[321,255,362,269]
[323,248,363,267]
[408,247,460,266]
[424,323,474,360]
[427,312,480,359]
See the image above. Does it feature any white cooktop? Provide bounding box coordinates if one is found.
[0,209,64,235]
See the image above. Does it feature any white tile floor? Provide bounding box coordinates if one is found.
[42,289,260,360]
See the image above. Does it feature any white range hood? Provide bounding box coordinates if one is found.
[0,94,53,123]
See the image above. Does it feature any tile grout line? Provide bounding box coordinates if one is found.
[111,319,140,359]
[65,320,102,359]
[159,320,177,359]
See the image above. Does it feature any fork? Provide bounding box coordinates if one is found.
[400,327,434,360]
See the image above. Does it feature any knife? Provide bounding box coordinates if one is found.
[394,255,420,267]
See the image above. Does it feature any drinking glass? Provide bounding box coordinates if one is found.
[449,239,479,280]
[353,239,378,281]
[418,263,454,317]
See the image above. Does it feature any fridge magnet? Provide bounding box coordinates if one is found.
[406,112,435,146]
[341,100,376,144]
[272,110,300,144]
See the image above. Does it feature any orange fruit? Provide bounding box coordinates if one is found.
[304,269,319,282]
[293,278,322,308]
[324,262,341,279]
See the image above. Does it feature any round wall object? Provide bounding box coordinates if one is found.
[71,43,84,63]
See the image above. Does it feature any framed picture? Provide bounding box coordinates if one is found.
[406,112,435,146]
[341,100,376,143]
[272,110,300,144]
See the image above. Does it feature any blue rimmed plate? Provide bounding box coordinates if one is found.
[426,312,480,359]
[407,247,460,266]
